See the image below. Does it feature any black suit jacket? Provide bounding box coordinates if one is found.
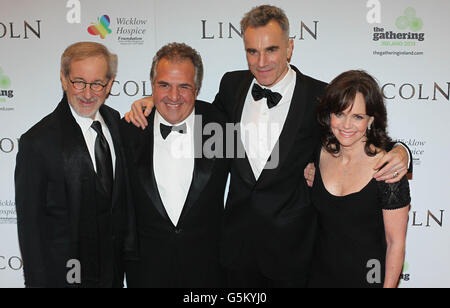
[213,66,327,282]
[15,95,136,288]
[122,101,230,288]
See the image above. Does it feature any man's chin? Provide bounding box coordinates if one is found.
[68,98,102,119]
[73,106,99,120]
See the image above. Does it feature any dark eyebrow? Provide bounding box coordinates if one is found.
[266,46,279,52]
[156,81,169,85]
[179,83,194,88]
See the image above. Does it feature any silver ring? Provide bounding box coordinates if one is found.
[393,171,399,178]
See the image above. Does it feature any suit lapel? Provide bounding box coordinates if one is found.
[257,66,310,186]
[59,96,96,242]
[135,110,171,222]
[177,106,215,225]
[234,72,257,186]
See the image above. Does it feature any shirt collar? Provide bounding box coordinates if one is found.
[155,107,195,136]
[69,104,105,134]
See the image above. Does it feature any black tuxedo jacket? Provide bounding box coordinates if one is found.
[15,96,136,288]
[213,65,327,282]
[122,101,230,288]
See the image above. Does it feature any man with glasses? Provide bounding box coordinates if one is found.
[15,41,136,288]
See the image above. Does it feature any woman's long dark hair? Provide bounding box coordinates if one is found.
[317,70,392,156]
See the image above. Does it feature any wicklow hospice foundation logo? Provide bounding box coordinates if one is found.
[87,14,148,45]
[88,15,112,39]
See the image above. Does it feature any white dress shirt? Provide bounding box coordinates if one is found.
[240,64,296,180]
[153,109,195,226]
[69,105,116,177]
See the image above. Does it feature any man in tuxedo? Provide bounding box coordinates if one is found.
[216,5,411,288]
[125,5,411,287]
[15,42,136,288]
[122,43,230,287]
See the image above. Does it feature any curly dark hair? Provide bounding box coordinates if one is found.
[317,70,392,156]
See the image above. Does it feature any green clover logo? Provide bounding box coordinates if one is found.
[0,67,11,89]
[396,8,423,32]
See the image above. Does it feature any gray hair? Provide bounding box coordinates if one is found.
[150,42,204,92]
[61,41,118,79]
[241,5,290,40]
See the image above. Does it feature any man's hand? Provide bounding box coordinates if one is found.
[124,97,154,129]
[373,145,409,183]
[304,163,315,187]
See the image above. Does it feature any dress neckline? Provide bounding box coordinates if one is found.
[317,166,376,199]
[316,148,377,198]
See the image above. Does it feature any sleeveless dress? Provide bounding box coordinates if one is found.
[308,155,411,288]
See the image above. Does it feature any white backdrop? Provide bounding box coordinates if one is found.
[1,0,448,288]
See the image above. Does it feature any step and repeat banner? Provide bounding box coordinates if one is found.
[1,0,448,288]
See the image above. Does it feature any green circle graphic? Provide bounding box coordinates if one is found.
[396,16,409,30]
[0,75,11,88]
[404,7,417,18]
[410,17,424,32]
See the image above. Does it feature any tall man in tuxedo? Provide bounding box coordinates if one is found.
[122,43,230,287]
[216,5,410,287]
[125,5,411,287]
[15,42,136,288]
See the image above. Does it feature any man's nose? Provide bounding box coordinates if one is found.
[258,53,268,67]
[168,86,180,101]
[82,85,93,99]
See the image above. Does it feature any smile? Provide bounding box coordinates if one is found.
[78,98,97,106]
[339,130,357,138]
[257,68,273,74]
[164,101,183,109]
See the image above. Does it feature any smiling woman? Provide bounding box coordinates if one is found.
[309,70,411,288]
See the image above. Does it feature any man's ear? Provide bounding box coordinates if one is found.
[106,77,114,93]
[287,39,294,62]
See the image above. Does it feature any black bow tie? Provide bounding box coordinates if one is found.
[160,122,187,140]
[251,83,282,109]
